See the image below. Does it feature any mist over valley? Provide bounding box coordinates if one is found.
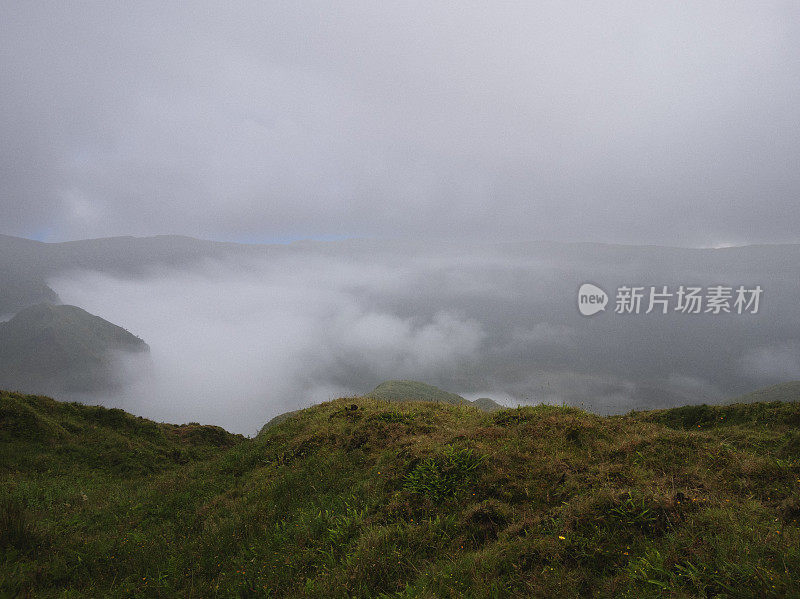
[2,235,795,435]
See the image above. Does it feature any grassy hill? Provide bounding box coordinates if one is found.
[260,381,504,435]
[3,390,800,597]
[368,380,504,412]
[0,303,148,394]
[0,269,58,317]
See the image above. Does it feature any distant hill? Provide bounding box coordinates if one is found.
[3,233,800,414]
[367,380,470,405]
[0,304,148,395]
[728,381,800,405]
[0,269,59,317]
[258,408,303,433]
[470,396,505,412]
[259,381,504,436]
[0,234,258,314]
[3,390,800,597]
[368,380,505,412]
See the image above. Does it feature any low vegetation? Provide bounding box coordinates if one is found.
[2,389,800,597]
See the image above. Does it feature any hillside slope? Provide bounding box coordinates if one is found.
[0,304,148,394]
[0,390,242,474]
[3,391,800,598]
[729,381,800,405]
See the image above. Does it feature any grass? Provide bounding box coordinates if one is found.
[2,390,800,597]
[403,445,484,501]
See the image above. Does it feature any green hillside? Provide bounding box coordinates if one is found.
[0,303,148,394]
[0,390,242,474]
[3,390,800,597]
[0,270,58,317]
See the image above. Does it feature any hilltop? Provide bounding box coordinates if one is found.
[260,381,504,434]
[366,380,502,412]
[367,380,505,412]
[0,304,148,394]
[367,380,471,405]
[2,388,799,597]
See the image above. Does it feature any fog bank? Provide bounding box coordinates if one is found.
[51,242,800,435]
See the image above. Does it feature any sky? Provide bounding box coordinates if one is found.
[2,2,800,246]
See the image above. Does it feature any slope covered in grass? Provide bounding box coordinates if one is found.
[2,391,800,597]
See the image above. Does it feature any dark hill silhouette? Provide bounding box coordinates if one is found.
[0,303,148,394]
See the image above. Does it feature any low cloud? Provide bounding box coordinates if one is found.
[50,243,799,434]
[51,253,487,433]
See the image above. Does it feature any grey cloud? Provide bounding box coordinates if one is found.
[741,343,800,381]
[2,2,799,244]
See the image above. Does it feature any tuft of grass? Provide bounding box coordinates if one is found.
[403,445,484,501]
[609,493,660,531]
[376,410,415,424]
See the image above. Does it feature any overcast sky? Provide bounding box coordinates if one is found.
[2,2,799,246]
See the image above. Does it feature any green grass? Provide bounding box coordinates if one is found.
[403,445,484,501]
[2,390,800,597]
